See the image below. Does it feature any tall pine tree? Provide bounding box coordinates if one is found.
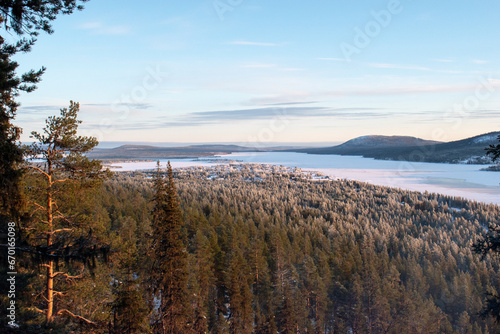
[150,161,190,333]
[23,101,110,325]
[1,0,88,228]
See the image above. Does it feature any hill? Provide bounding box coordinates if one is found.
[102,167,500,332]
[298,135,440,155]
[87,144,260,160]
[295,132,500,164]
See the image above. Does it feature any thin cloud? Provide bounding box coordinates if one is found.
[79,21,101,30]
[240,64,304,71]
[241,63,276,68]
[228,41,279,46]
[119,106,390,130]
[472,59,489,64]
[19,105,62,114]
[369,63,431,71]
[316,57,350,62]
[78,21,130,35]
[488,78,500,85]
[279,68,305,72]
[433,59,454,63]
[410,109,500,123]
[83,103,153,110]
[99,25,130,35]
[267,101,319,106]
[323,83,477,97]
[364,61,462,74]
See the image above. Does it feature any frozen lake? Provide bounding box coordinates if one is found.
[107,152,500,205]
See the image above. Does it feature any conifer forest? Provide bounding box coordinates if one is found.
[1,1,500,333]
[3,159,500,333]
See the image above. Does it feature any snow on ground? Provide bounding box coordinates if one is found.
[105,160,215,171]
[105,152,500,205]
[311,168,500,205]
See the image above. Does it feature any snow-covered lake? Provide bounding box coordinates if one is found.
[107,152,500,205]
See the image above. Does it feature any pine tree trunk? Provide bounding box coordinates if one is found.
[46,259,54,322]
[46,171,54,323]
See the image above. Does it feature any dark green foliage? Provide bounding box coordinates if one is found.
[20,102,110,326]
[0,0,87,220]
[0,2,99,332]
[474,224,500,260]
[109,211,150,334]
[298,132,500,164]
[472,135,500,322]
[0,0,88,36]
[150,162,190,333]
[486,134,500,163]
[0,34,43,220]
[86,167,500,333]
[23,101,110,263]
[12,164,500,332]
[110,279,150,334]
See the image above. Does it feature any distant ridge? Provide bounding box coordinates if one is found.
[88,132,500,164]
[294,132,500,164]
[88,144,258,160]
[300,135,440,155]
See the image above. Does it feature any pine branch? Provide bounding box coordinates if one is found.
[30,202,47,214]
[27,307,46,315]
[52,178,76,184]
[52,272,83,281]
[24,165,49,178]
[29,201,48,213]
[56,309,97,326]
[53,291,64,297]
[48,228,74,235]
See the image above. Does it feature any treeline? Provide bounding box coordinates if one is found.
[2,166,500,333]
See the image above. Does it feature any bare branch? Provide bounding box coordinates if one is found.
[27,306,46,315]
[52,178,76,184]
[53,211,74,225]
[24,165,49,178]
[56,309,97,326]
[29,201,48,213]
[49,228,74,235]
[52,272,83,280]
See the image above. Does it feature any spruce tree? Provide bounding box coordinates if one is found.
[474,136,500,320]
[486,134,500,163]
[150,161,190,333]
[110,229,150,333]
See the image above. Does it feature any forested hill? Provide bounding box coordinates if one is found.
[87,144,260,159]
[11,164,499,333]
[294,132,500,164]
[87,132,499,165]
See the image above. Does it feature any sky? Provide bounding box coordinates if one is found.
[9,0,500,146]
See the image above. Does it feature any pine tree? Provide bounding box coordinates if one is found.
[0,35,43,222]
[150,161,190,333]
[23,101,110,325]
[1,0,88,224]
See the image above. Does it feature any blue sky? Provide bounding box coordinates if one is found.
[10,0,500,145]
